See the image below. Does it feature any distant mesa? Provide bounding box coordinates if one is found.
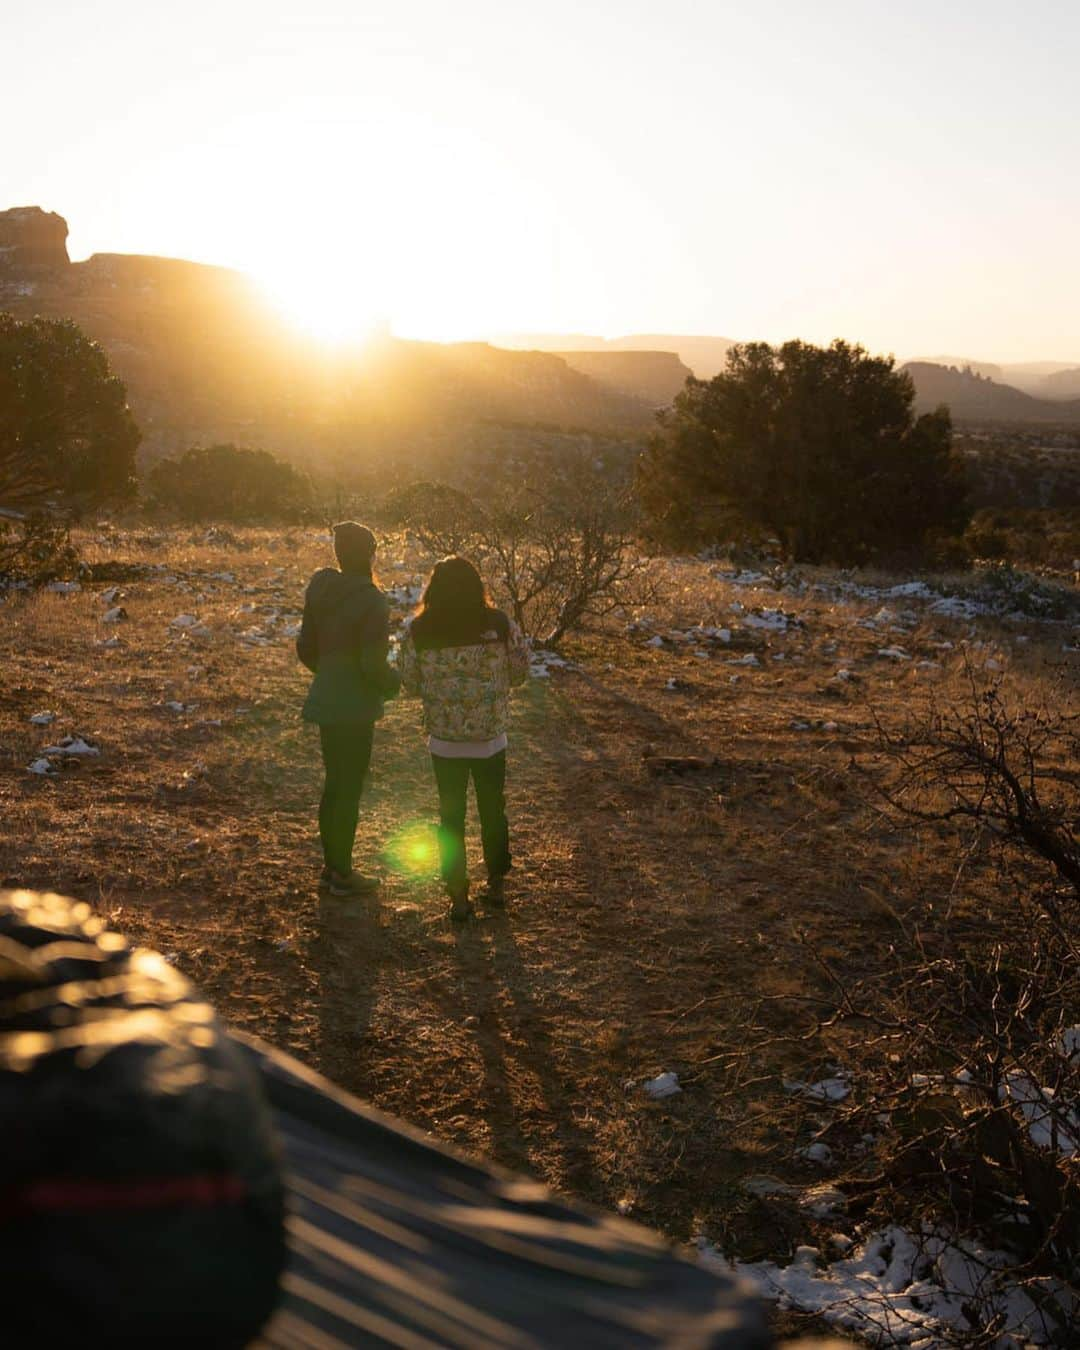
[0,206,70,271]
[498,333,736,381]
[0,205,656,463]
[553,349,693,406]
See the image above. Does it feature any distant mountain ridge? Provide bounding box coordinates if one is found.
[903,362,1080,424]
[0,207,653,467]
[496,333,736,381]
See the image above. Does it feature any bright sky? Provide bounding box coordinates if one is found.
[4,0,1079,359]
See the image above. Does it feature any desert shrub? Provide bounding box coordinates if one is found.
[971,562,1079,622]
[0,511,78,583]
[964,509,1011,560]
[147,443,312,522]
[637,338,969,564]
[0,313,139,505]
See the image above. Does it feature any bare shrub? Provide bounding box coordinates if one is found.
[379,479,485,557]
[385,460,650,644]
[713,674,1079,1343]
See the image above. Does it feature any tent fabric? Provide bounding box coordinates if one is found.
[241,1036,770,1349]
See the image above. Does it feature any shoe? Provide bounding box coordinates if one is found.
[328,870,380,897]
[482,876,506,908]
[448,887,473,923]
[318,866,333,892]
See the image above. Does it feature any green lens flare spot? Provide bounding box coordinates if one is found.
[384,822,439,877]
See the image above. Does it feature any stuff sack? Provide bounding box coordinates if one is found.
[0,890,285,1346]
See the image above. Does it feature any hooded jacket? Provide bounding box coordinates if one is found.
[296,569,400,725]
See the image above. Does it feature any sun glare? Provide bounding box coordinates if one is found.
[258,265,383,346]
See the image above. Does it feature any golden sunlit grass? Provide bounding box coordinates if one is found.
[1,525,1075,1266]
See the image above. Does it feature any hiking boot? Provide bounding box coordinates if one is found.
[328,870,380,897]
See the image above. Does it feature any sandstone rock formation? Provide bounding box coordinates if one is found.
[0,206,70,272]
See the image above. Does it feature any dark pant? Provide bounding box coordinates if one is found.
[431,751,511,895]
[319,722,375,875]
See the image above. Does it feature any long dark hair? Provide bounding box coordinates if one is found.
[411,556,501,647]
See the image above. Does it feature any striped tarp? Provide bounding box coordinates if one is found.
[242,1038,770,1349]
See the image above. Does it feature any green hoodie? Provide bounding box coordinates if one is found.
[296,568,400,725]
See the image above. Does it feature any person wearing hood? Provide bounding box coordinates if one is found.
[297,522,400,896]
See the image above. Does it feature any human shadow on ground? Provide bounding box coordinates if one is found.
[449,912,600,1189]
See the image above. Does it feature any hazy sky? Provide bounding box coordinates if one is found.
[4,0,1079,358]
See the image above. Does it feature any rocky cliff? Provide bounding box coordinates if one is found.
[0,207,651,468]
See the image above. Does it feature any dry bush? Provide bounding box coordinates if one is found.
[384,463,650,643]
[0,511,78,583]
[698,665,1080,1343]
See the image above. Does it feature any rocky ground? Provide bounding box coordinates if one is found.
[2,525,1077,1343]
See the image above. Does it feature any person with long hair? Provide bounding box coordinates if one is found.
[400,556,528,921]
[297,522,400,896]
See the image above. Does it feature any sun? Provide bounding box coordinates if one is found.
[256,261,385,346]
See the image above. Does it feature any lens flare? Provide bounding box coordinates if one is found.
[383,822,439,878]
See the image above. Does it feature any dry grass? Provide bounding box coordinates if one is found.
[2,526,1077,1282]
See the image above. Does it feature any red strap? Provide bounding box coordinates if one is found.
[0,1173,246,1219]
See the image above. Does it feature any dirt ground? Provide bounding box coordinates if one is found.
[2,526,1076,1331]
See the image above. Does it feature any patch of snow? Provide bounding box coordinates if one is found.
[728,653,761,667]
[784,1075,851,1103]
[883,581,934,600]
[702,1224,1075,1347]
[877,646,911,661]
[800,1184,847,1218]
[41,735,100,757]
[530,650,570,678]
[643,1071,681,1100]
[100,586,122,605]
[46,581,80,595]
[714,569,768,587]
[1058,1027,1080,1060]
[29,711,56,726]
[170,613,201,628]
[743,608,799,632]
[101,606,127,623]
[800,1142,833,1166]
[1000,1072,1079,1156]
[27,758,57,776]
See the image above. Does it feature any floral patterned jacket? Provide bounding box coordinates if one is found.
[399,612,529,741]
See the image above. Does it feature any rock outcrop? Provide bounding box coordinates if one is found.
[0,206,70,271]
